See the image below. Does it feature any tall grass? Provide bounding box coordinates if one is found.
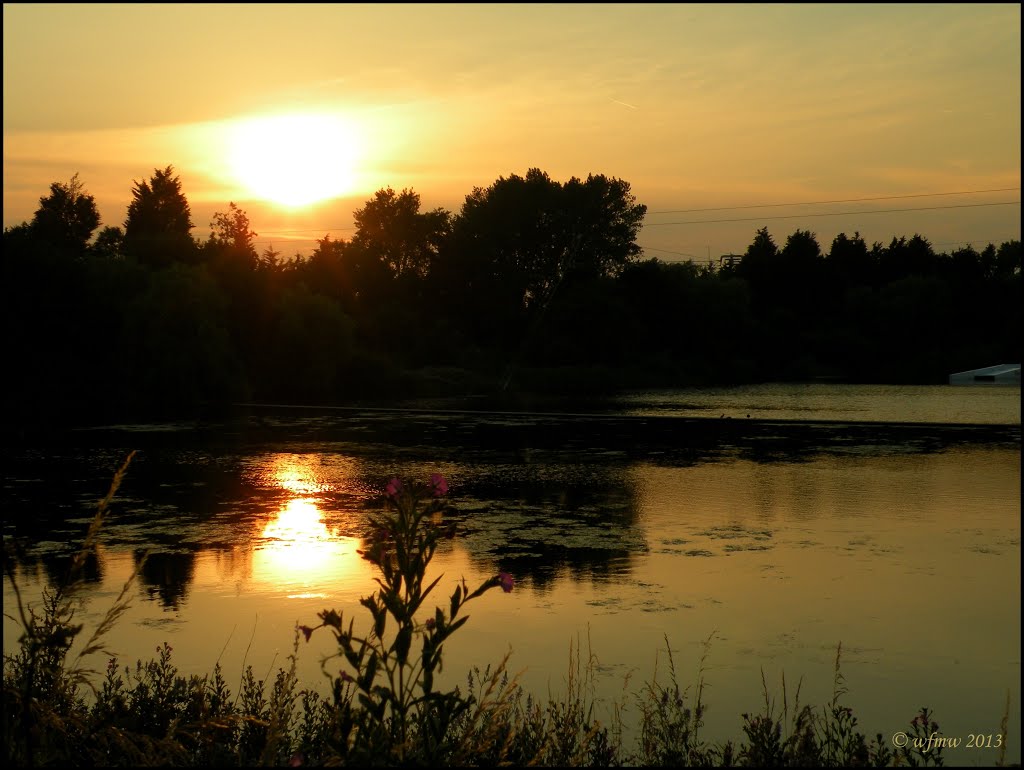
[3,458,1013,767]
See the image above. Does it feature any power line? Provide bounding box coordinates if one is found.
[642,200,1020,227]
[647,187,1021,215]
[639,245,704,259]
[198,188,1020,239]
[201,191,1020,252]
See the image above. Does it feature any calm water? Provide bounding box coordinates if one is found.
[3,384,1020,764]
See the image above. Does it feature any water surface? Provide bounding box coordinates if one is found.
[3,384,1020,764]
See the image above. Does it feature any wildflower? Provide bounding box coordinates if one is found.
[385,478,403,499]
[299,625,314,643]
[429,473,448,497]
[498,571,515,593]
[340,669,354,683]
[319,609,342,630]
[425,617,436,630]
[370,521,394,544]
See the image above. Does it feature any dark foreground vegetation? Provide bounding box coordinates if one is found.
[4,459,1014,767]
[3,168,1021,425]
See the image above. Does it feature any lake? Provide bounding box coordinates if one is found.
[3,384,1020,764]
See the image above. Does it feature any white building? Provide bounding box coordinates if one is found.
[949,363,1021,385]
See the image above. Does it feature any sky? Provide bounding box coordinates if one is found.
[3,3,1021,261]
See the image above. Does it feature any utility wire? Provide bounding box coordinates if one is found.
[647,187,1021,215]
[643,200,1020,227]
[202,189,1020,251]
[638,246,705,259]
[201,188,1020,239]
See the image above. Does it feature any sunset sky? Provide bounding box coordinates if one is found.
[3,3,1020,261]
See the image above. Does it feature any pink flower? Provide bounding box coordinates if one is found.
[498,572,514,593]
[299,625,314,643]
[340,670,354,683]
[429,473,449,497]
[425,617,436,630]
[385,478,403,499]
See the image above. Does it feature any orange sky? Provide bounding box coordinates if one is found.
[3,3,1020,260]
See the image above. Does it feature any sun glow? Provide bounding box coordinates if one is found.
[228,113,361,208]
[256,498,363,596]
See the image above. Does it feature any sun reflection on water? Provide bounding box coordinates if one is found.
[254,498,364,598]
[248,455,367,598]
[265,455,337,496]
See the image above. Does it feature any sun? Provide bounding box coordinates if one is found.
[228,113,360,208]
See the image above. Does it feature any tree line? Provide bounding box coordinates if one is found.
[3,166,1020,423]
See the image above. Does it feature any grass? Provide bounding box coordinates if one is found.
[3,457,1016,767]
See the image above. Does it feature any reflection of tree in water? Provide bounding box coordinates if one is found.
[134,549,196,610]
[450,464,645,592]
[32,544,105,588]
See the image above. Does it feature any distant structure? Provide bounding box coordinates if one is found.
[719,254,742,268]
[948,363,1021,385]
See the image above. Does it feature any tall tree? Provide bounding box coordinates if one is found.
[881,234,936,282]
[29,173,101,256]
[123,165,196,268]
[300,235,352,304]
[826,231,872,287]
[204,202,259,276]
[994,239,1021,278]
[448,168,646,314]
[560,174,647,282]
[735,226,779,291]
[209,202,257,257]
[351,187,451,280]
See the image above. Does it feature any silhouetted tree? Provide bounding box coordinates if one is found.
[456,169,645,307]
[881,234,936,282]
[90,225,126,260]
[826,231,873,287]
[8,165,1022,419]
[780,229,821,264]
[118,264,247,405]
[736,227,778,280]
[208,202,258,260]
[779,229,825,303]
[260,242,283,272]
[560,174,648,282]
[29,173,100,256]
[203,202,260,284]
[201,202,276,388]
[123,165,196,268]
[261,285,356,401]
[994,239,1021,277]
[441,169,646,352]
[299,235,352,304]
[351,187,452,280]
[734,227,778,310]
[943,243,991,290]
